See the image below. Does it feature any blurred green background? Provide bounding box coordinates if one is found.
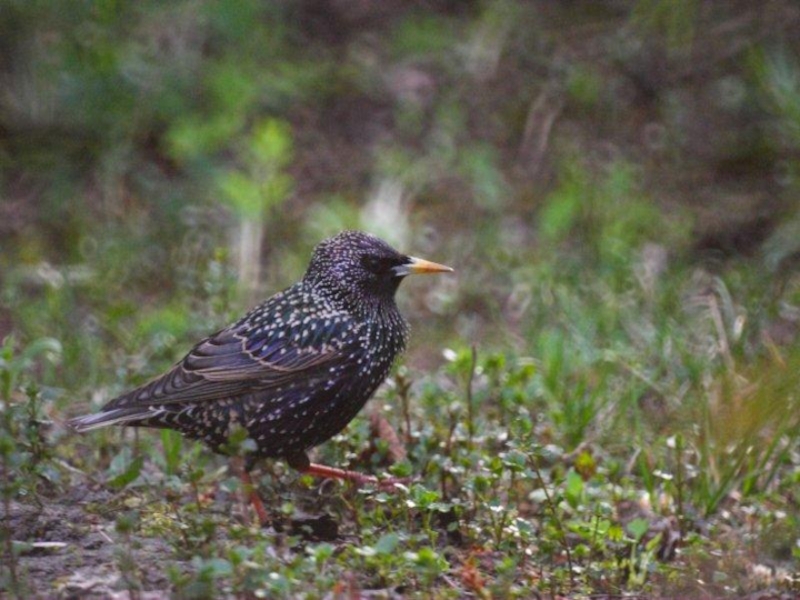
[3,1,800,383]
[3,1,800,595]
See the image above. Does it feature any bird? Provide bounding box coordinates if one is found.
[68,230,453,522]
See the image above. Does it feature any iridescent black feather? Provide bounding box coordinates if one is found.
[69,231,443,463]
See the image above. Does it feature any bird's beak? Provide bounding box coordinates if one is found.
[393,256,454,277]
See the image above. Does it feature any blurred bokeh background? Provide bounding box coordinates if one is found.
[2,0,800,406]
[5,2,800,595]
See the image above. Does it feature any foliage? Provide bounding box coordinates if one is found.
[3,0,800,597]
[0,337,62,596]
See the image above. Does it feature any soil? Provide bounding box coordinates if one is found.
[5,474,350,598]
[7,485,174,598]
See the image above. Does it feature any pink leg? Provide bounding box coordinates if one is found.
[298,461,410,491]
[231,456,269,525]
[240,468,269,525]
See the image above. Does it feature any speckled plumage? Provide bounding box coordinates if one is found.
[69,231,450,467]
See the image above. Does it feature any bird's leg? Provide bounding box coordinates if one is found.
[231,456,268,525]
[241,470,269,524]
[287,453,409,491]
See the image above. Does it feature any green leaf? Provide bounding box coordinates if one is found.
[206,558,233,577]
[108,455,144,490]
[310,542,335,563]
[250,119,293,166]
[167,113,244,160]
[219,171,263,218]
[539,163,585,242]
[626,517,650,542]
[161,430,183,476]
[375,532,400,555]
[564,468,584,508]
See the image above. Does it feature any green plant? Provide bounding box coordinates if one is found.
[0,336,62,598]
[217,118,295,297]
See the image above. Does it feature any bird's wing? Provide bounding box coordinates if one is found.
[104,313,359,409]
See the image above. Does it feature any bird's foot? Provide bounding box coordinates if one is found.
[300,462,413,492]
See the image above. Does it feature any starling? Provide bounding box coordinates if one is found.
[69,231,452,521]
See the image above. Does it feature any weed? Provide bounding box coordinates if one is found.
[0,336,61,598]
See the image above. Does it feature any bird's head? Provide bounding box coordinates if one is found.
[304,230,453,312]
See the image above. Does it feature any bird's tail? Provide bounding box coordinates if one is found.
[68,408,153,432]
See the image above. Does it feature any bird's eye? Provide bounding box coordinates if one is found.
[361,255,385,273]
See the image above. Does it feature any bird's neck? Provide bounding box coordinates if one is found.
[350,293,403,324]
[306,279,400,321]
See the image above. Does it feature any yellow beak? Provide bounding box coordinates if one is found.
[394,256,454,277]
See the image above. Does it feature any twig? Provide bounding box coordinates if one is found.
[673,435,685,527]
[395,371,413,446]
[369,412,407,463]
[96,527,114,544]
[466,345,477,445]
